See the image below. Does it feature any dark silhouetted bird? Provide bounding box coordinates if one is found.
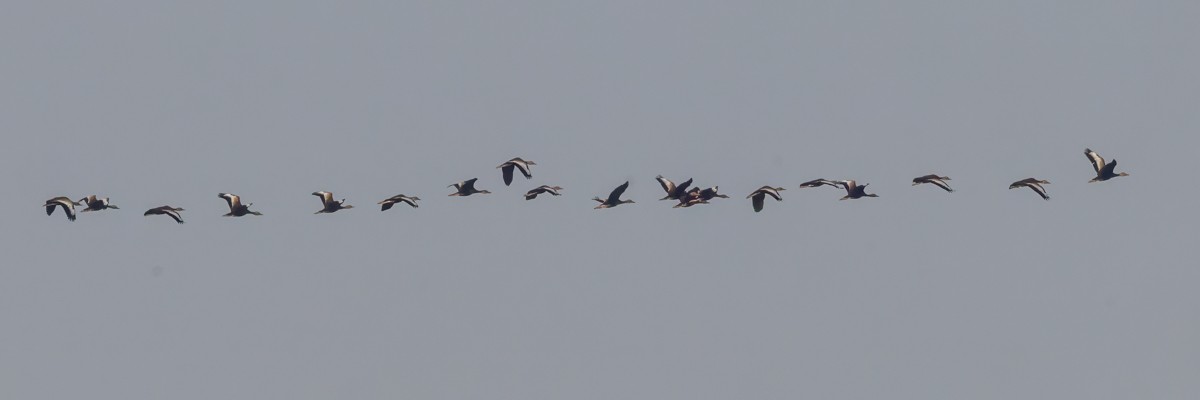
[912,174,953,192]
[44,197,78,221]
[449,178,491,196]
[497,157,536,186]
[1009,178,1051,200]
[525,185,563,200]
[313,191,353,214]
[838,180,879,200]
[78,195,119,212]
[379,194,420,211]
[799,179,846,189]
[219,193,262,216]
[593,181,634,209]
[655,175,693,201]
[747,186,785,212]
[144,206,185,224]
[1085,148,1129,183]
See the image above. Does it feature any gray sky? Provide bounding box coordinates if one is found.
[2,1,1198,399]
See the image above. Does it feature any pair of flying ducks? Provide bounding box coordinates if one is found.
[653,175,732,208]
[1007,148,1128,200]
[741,179,880,213]
[42,195,121,222]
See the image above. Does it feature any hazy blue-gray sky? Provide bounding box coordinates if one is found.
[2,1,1198,399]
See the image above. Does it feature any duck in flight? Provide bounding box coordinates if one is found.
[78,195,119,212]
[379,194,420,211]
[449,178,491,196]
[1085,148,1129,183]
[218,193,263,216]
[593,181,634,209]
[497,157,536,186]
[655,175,693,201]
[799,179,845,189]
[1008,178,1051,200]
[912,174,953,192]
[838,180,879,200]
[43,196,78,221]
[524,185,563,200]
[144,206,185,224]
[312,191,353,214]
[674,186,729,208]
[747,186,785,212]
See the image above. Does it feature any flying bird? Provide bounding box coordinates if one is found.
[379,194,420,211]
[497,157,536,186]
[312,191,353,214]
[799,179,846,189]
[593,181,634,209]
[218,193,263,216]
[449,178,491,196]
[695,186,729,201]
[912,174,953,192]
[674,186,729,208]
[524,185,563,200]
[747,186,785,212]
[144,206,185,224]
[838,180,879,200]
[43,197,77,221]
[655,175,693,201]
[78,195,119,212]
[1085,148,1129,183]
[1009,178,1051,200]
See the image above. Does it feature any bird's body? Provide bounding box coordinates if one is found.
[912,174,953,192]
[1008,178,1051,200]
[449,178,491,196]
[675,186,729,208]
[43,196,78,221]
[838,180,879,200]
[675,188,704,208]
[312,191,353,214]
[218,193,262,216]
[78,195,119,212]
[799,179,846,189]
[144,206,185,224]
[1085,148,1129,183]
[747,186,785,212]
[593,181,634,209]
[655,175,694,201]
[524,185,563,200]
[379,194,420,211]
[497,157,536,186]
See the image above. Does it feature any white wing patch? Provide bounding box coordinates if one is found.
[314,191,334,205]
[656,176,674,194]
[1085,149,1106,173]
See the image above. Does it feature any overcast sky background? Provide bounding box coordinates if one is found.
[2,1,1198,399]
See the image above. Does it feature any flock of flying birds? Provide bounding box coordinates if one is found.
[41,148,1129,224]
